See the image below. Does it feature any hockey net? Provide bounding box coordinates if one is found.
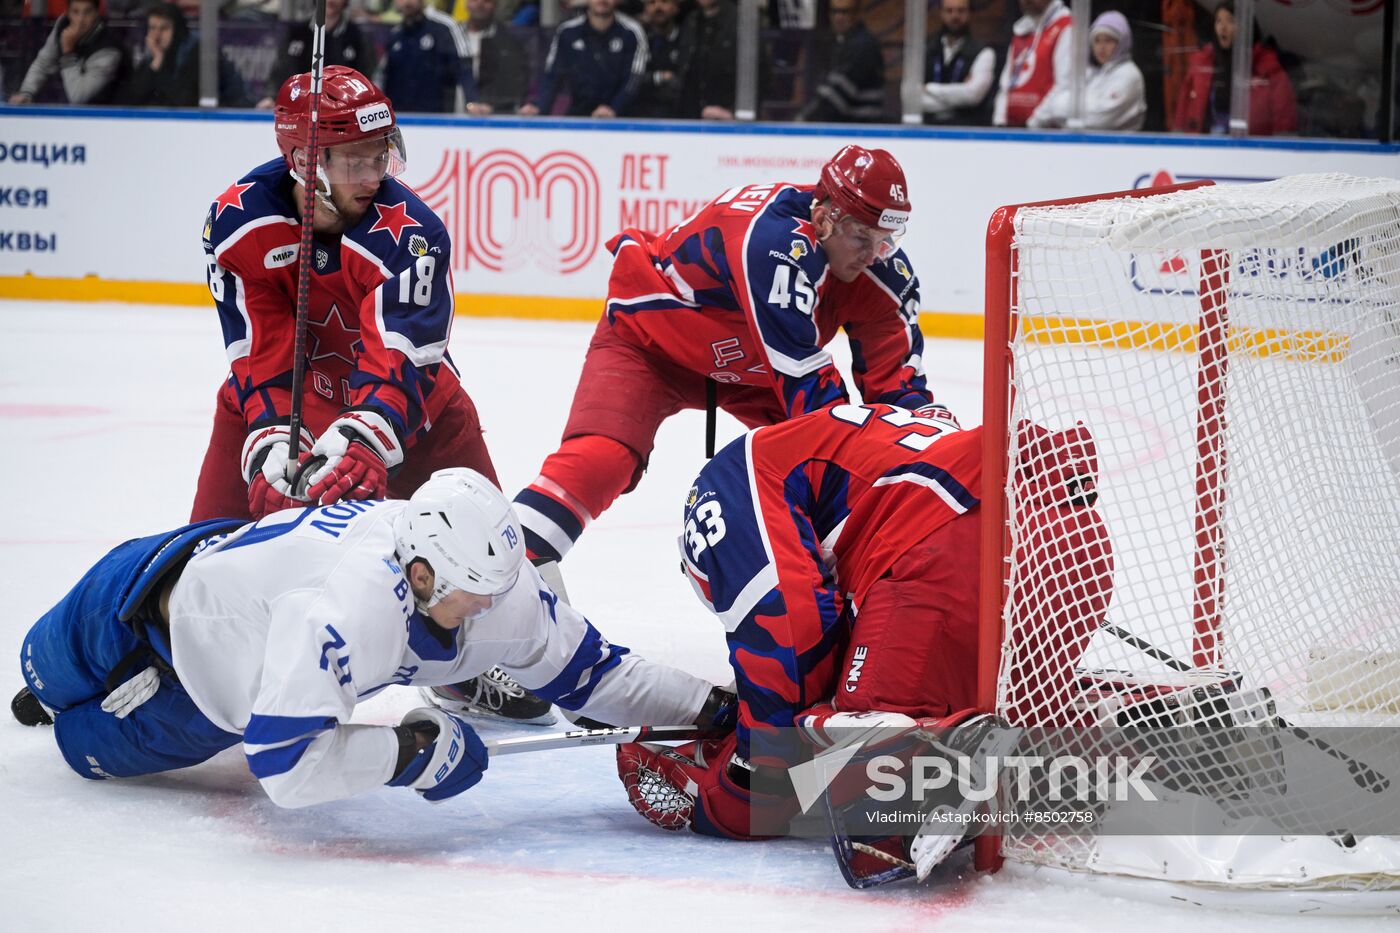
[978,174,1400,909]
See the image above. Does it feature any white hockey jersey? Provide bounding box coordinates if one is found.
[166,499,712,808]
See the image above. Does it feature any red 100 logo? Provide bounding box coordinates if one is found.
[414,149,601,275]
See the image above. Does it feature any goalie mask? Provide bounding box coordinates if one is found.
[395,468,525,611]
[814,145,911,262]
[274,66,407,209]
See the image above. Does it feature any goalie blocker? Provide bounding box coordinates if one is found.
[616,407,1116,886]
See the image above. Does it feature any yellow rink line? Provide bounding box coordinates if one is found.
[0,277,1346,359]
[1019,315,1348,363]
[0,274,989,340]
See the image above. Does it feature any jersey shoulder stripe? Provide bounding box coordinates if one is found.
[424,6,468,55]
[206,159,298,260]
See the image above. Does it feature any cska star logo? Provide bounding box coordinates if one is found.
[213,181,255,220]
[368,201,422,245]
[310,302,362,366]
[791,216,817,245]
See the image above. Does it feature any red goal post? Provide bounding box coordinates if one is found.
[974,179,1212,872]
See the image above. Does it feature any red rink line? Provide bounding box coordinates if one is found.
[203,793,977,926]
[0,404,112,418]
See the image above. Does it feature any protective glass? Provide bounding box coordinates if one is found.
[425,572,516,620]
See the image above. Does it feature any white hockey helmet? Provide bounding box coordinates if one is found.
[394,468,525,607]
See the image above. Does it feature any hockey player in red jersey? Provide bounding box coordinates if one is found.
[191,66,497,524]
[615,405,1115,857]
[513,146,941,564]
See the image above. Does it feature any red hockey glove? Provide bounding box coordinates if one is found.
[242,422,313,519]
[304,409,404,505]
[617,732,790,840]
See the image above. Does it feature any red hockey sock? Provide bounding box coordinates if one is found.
[512,435,640,561]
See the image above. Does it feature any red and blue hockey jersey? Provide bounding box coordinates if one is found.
[680,404,980,758]
[604,183,932,419]
[202,158,461,443]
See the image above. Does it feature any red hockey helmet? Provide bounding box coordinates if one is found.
[274,66,405,177]
[814,145,912,240]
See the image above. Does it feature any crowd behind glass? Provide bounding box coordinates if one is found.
[1,0,1394,139]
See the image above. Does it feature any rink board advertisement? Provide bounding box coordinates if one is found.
[1,109,1398,328]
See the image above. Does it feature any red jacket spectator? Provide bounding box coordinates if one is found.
[1173,42,1296,136]
[1172,0,1296,136]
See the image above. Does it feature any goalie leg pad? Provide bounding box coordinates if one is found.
[823,711,1019,888]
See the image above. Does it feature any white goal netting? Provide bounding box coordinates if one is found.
[991,174,1400,907]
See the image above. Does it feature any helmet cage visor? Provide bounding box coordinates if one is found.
[321,128,407,186]
[829,210,903,264]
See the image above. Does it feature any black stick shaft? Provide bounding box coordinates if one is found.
[705,379,717,459]
[286,0,329,482]
[1100,622,1389,793]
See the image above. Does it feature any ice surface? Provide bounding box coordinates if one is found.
[0,302,1387,932]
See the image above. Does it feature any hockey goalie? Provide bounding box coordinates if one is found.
[615,403,1116,886]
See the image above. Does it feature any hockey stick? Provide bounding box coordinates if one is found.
[1100,622,1390,793]
[285,0,329,487]
[705,379,718,459]
[484,724,721,757]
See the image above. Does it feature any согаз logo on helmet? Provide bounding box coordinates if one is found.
[356,104,392,131]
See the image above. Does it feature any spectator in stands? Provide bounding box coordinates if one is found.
[993,0,1071,127]
[118,2,198,107]
[632,0,684,117]
[1172,0,1296,136]
[462,0,529,113]
[676,0,737,119]
[482,0,539,26]
[118,2,251,108]
[380,0,471,113]
[9,0,128,105]
[1027,10,1145,130]
[519,0,647,118]
[921,0,997,126]
[258,0,378,108]
[797,0,885,123]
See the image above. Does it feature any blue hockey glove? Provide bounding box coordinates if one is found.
[387,707,488,802]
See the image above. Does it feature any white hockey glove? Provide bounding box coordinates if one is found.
[387,707,489,803]
[241,422,314,518]
[303,409,404,505]
[912,403,962,431]
[100,665,161,719]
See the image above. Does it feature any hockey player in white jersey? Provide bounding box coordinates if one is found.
[13,469,728,808]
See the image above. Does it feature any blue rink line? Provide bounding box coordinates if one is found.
[2,104,1397,154]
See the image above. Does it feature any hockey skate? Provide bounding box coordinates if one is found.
[11,687,53,727]
[421,667,557,726]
